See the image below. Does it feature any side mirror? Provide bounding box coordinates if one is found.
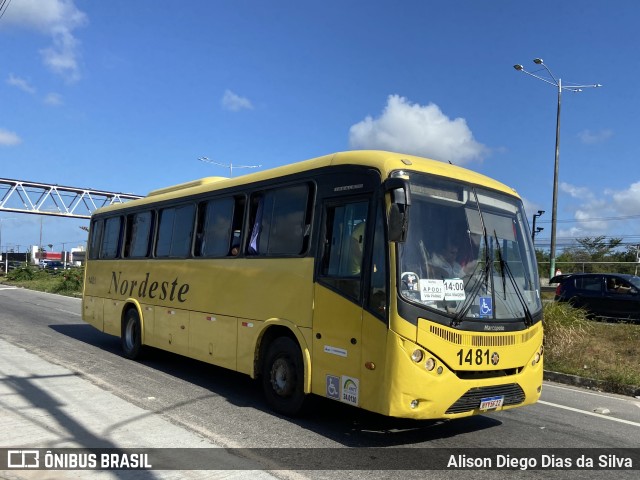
[384,177,411,243]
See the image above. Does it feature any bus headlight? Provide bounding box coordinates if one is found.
[424,357,436,371]
[411,349,424,363]
[532,345,544,366]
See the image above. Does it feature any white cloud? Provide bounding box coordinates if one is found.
[44,92,63,106]
[573,209,609,232]
[6,74,36,94]
[348,95,488,165]
[609,181,640,215]
[221,90,253,112]
[0,129,22,146]
[2,0,88,82]
[560,182,594,201]
[550,181,640,240]
[577,129,613,145]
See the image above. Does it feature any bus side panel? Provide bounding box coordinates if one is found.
[189,312,237,370]
[358,310,390,415]
[154,306,189,356]
[236,318,263,376]
[310,284,363,400]
[103,299,124,337]
[200,258,314,328]
[140,304,155,346]
[82,296,104,332]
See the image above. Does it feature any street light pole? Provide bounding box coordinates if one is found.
[513,59,601,279]
[532,210,545,243]
[198,156,261,177]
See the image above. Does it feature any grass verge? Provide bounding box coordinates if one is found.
[543,301,640,393]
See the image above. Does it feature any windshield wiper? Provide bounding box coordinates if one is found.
[452,188,492,326]
[493,231,534,327]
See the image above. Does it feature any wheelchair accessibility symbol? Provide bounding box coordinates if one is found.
[326,375,340,400]
[480,297,493,317]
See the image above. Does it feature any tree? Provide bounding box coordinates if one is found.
[576,236,622,261]
[555,236,628,274]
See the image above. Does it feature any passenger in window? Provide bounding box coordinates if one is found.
[609,278,632,294]
[431,241,464,278]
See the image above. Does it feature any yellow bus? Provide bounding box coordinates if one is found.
[82,150,543,419]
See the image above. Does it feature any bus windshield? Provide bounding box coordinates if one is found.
[398,172,542,322]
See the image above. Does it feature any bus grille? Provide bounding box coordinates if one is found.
[445,383,525,414]
[429,323,540,347]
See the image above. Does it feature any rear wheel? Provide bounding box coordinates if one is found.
[261,337,307,416]
[121,309,142,359]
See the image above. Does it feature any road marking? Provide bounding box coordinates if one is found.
[0,286,17,290]
[538,400,640,427]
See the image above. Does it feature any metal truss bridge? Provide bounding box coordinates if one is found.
[0,178,143,219]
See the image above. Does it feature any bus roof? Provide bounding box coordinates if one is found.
[94,150,518,215]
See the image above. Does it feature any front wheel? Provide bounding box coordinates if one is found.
[121,309,143,360]
[261,337,307,416]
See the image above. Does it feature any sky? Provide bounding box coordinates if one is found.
[1,0,639,256]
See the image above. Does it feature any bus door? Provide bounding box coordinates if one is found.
[312,199,369,407]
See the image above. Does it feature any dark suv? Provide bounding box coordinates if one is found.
[550,273,640,320]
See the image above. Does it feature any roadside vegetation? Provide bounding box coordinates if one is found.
[2,265,638,395]
[543,301,640,393]
[2,265,84,297]
[537,235,639,275]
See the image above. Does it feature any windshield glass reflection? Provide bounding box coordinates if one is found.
[398,173,542,322]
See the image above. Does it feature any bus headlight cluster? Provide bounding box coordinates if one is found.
[410,349,439,373]
[531,344,544,366]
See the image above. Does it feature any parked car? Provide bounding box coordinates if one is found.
[550,272,640,320]
[0,261,23,273]
[43,261,66,271]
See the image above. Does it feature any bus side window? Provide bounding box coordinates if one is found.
[229,196,245,255]
[367,203,387,319]
[88,219,104,260]
[100,216,123,259]
[319,201,368,300]
[124,211,154,258]
[155,204,196,258]
[196,197,234,257]
[247,184,310,256]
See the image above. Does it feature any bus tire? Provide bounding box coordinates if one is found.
[121,308,142,360]
[261,336,307,416]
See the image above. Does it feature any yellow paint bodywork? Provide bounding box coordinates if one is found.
[83,257,315,381]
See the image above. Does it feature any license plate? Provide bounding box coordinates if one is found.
[479,395,504,410]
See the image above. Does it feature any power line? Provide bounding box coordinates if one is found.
[0,0,13,21]
[535,213,640,224]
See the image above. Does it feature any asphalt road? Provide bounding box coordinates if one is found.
[1,286,639,480]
